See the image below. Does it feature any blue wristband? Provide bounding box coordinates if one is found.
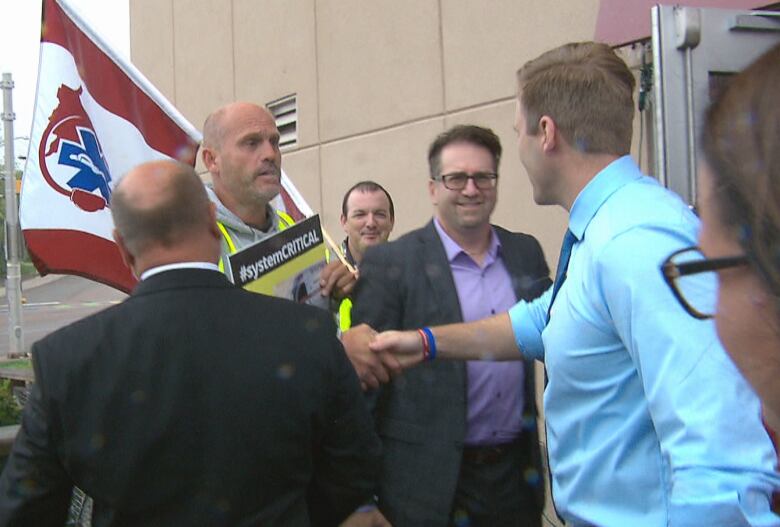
[421,326,436,361]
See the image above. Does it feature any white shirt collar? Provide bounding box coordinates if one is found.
[139,262,220,281]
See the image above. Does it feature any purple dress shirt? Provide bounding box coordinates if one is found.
[433,219,524,446]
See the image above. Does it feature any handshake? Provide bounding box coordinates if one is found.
[341,324,428,391]
[341,315,513,389]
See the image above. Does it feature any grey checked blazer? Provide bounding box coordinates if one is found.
[352,220,551,526]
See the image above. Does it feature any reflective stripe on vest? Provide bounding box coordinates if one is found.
[338,297,353,332]
[277,210,295,228]
[217,211,296,273]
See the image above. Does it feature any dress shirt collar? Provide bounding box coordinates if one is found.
[140,261,221,281]
[433,217,501,264]
[568,155,642,241]
[341,237,358,268]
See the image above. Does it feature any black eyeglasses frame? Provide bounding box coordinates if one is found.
[661,246,749,320]
[432,171,498,191]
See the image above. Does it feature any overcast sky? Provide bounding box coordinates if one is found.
[0,0,130,161]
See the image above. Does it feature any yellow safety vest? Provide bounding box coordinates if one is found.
[219,211,338,323]
[338,297,353,332]
[217,210,295,273]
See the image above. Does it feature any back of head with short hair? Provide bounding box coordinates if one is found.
[427,125,502,180]
[702,43,780,298]
[111,162,211,256]
[341,180,395,219]
[517,41,636,156]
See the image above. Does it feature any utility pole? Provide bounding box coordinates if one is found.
[2,72,24,358]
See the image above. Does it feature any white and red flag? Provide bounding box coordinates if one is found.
[21,0,309,292]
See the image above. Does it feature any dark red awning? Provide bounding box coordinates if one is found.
[595,0,774,46]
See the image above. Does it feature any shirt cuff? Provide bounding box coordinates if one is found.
[509,301,544,361]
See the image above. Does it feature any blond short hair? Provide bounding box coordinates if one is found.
[517,42,635,156]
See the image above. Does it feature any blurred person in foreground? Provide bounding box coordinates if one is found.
[663,43,780,444]
[0,160,380,526]
[370,42,780,526]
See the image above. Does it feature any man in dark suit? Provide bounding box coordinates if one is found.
[351,125,550,526]
[0,160,381,526]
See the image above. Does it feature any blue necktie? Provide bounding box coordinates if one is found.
[546,229,577,323]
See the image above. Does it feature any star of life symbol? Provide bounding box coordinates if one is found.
[39,85,113,212]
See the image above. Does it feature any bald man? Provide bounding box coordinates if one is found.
[0,160,381,526]
[201,102,396,390]
[201,101,355,297]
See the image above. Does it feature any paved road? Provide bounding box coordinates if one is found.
[0,275,127,356]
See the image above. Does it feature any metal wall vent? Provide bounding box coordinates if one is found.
[267,94,297,149]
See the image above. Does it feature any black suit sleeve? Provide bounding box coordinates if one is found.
[0,351,72,526]
[307,323,382,526]
[351,243,403,331]
[350,243,405,415]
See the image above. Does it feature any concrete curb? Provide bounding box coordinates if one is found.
[0,273,64,298]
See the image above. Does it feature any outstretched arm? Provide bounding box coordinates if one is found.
[370,312,522,369]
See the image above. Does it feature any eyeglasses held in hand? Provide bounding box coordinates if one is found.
[433,171,498,191]
[661,246,748,319]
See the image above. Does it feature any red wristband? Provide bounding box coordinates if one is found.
[417,328,430,361]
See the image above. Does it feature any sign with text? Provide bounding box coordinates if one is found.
[228,215,328,309]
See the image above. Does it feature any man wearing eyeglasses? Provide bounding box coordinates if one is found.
[350,125,549,526]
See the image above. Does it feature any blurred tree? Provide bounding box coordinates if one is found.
[0,380,21,426]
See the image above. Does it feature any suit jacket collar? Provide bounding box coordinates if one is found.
[417,221,463,323]
[493,227,530,300]
[131,268,234,298]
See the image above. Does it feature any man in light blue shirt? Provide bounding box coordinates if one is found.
[371,42,780,526]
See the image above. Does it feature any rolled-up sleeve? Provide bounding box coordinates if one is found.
[508,287,551,362]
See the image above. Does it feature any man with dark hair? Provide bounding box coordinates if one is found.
[372,42,779,526]
[351,124,549,526]
[339,181,395,268]
[336,181,395,335]
[0,160,381,526]
[426,125,505,181]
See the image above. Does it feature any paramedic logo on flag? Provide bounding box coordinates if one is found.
[20,0,204,292]
[40,84,112,213]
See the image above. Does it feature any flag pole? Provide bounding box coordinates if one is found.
[2,72,24,358]
[58,0,202,141]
